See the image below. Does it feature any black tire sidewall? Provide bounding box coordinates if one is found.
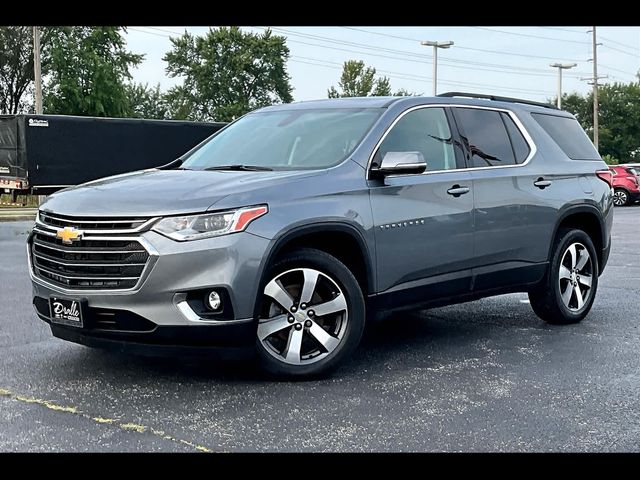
[255,248,365,378]
[548,229,599,322]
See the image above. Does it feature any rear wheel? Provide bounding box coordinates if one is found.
[613,188,630,206]
[529,228,598,325]
[255,248,365,378]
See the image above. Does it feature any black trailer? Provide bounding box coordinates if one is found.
[0,114,225,198]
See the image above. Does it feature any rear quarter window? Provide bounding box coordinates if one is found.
[531,113,600,160]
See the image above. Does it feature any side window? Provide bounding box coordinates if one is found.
[501,112,531,164]
[454,108,516,168]
[531,113,600,160]
[377,107,457,172]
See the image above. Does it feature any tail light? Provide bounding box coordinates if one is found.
[596,169,613,187]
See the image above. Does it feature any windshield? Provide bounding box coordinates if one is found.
[181,108,382,171]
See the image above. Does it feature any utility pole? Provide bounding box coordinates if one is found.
[591,26,599,150]
[550,63,577,109]
[33,26,43,115]
[421,40,454,96]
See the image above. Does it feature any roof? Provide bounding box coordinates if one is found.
[257,97,401,111]
[255,93,570,116]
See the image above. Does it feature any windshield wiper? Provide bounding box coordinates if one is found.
[204,164,273,172]
[204,164,273,171]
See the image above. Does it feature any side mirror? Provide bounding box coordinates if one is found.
[373,151,427,175]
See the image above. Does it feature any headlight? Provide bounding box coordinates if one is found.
[152,205,268,241]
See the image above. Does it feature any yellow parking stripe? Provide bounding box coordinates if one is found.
[0,388,213,453]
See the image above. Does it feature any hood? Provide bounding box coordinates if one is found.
[40,168,320,217]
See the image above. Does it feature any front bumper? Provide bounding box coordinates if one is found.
[30,229,272,348]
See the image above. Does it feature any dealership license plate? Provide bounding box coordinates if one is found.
[49,297,84,328]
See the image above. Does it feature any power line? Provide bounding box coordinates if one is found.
[342,26,584,62]
[472,27,591,45]
[518,26,639,55]
[126,27,599,97]
[536,26,587,34]
[128,27,557,94]
[265,27,587,78]
[599,62,637,76]
[145,26,188,36]
[131,26,592,80]
[601,44,638,58]
[290,56,553,96]
[129,27,172,38]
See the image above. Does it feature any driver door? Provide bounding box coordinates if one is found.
[369,106,475,304]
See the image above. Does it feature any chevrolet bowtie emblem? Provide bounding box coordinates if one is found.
[56,226,83,244]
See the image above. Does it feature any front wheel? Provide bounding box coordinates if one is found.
[528,228,598,325]
[613,188,630,206]
[255,248,365,378]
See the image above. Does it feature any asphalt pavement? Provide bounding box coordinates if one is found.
[1,207,639,452]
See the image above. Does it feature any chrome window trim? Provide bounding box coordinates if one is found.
[28,235,159,295]
[366,103,538,180]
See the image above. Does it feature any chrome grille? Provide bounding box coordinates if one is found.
[30,213,156,291]
[38,211,154,233]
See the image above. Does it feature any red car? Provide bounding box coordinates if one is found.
[611,165,640,206]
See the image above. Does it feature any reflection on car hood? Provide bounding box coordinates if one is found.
[40,168,320,217]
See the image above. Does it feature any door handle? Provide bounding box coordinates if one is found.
[447,185,470,197]
[534,178,552,189]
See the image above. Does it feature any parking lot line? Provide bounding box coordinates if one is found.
[0,388,213,453]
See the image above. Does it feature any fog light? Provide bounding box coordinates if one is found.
[206,291,222,311]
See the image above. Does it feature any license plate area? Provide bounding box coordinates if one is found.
[49,296,84,328]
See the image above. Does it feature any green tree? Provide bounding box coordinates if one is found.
[125,83,169,119]
[43,27,143,117]
[558,82,640,162]
[328,60,412,98]
[0,27,34,113]
[163,27,293,122]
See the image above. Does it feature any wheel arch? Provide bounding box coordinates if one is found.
[550,205,606,274]
[253,222,375,319]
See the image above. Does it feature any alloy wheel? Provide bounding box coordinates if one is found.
[558,242,593,311]
[258,268,348,365]
[613,190,628,206]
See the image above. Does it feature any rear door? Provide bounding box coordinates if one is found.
[451,106,554,290]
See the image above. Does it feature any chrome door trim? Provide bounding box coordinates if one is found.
[366,103,538,180]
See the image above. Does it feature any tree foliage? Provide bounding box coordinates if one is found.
[163,27,293,122]
[328,60,413,98]
[125,83,169,119]
[558,82,640,162]
[0,27,34,114]
[43,27,143,117]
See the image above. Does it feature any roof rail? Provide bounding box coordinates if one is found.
[437,91,558,110]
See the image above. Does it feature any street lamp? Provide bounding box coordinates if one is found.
[550,62,577,109]
[421,40,454,96]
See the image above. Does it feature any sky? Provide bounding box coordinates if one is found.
[124,26,640,104]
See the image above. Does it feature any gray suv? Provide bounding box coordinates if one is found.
[29,93,614,377]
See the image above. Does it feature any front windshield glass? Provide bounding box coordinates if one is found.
[181,108,383,170]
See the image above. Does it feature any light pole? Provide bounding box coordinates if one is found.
[550,62,577,109]
[421,40,454,96]
[591,26,599,150]
[33,26,43,115]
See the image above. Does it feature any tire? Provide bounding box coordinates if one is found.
[528,228,599,325]
[255,248,365,378]
[613,188,630,206]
